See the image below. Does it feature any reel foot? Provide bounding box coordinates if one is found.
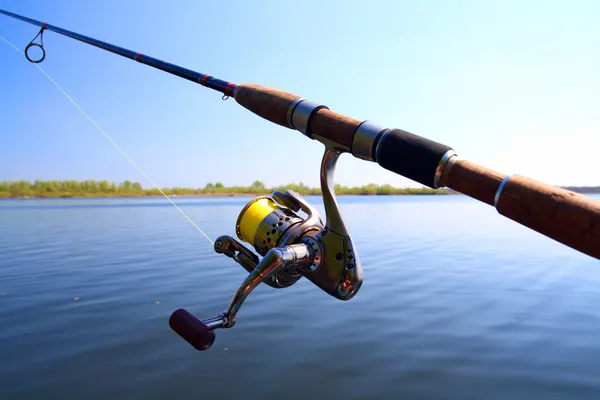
[169,309,216,351]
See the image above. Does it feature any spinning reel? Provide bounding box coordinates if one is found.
[169,147,363,350]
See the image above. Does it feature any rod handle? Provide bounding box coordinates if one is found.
[169,309,216,351]
[233,83,360,149]
[233,83,600,260]
[443,160,600,260]
[233,84,455,187]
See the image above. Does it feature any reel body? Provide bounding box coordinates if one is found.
[170,147,363,351]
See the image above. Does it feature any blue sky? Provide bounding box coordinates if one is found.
[1,0,598,188]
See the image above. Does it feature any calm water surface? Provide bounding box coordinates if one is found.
[1,195,599,399]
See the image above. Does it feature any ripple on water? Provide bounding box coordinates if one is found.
[2,196,600,399]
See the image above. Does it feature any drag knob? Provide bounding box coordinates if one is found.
[169,309,216,351]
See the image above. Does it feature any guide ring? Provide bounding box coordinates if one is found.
[25,42,46,63]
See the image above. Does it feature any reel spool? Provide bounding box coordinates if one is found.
[236,196,305,255]
[169,147,363,351]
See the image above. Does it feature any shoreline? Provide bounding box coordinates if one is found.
[1,192,455,199]
[3,190,599,199]
[2,180,598,199]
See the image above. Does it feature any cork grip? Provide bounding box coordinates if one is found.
[233,83,299,127]
[444,160,506,206]
[445,160,600,260]
[234,83,359,148]
[496,175,600,259]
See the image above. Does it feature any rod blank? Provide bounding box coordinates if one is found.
[0,9,235,96]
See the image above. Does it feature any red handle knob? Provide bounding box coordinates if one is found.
[169,308,216,351]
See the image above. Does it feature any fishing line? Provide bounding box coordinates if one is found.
[0,34,214,245]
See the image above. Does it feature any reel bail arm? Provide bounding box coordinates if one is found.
[214,235,259,276]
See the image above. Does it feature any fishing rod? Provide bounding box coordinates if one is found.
[2,9,599,351]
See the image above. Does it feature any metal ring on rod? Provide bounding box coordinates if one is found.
[25,42,45,63]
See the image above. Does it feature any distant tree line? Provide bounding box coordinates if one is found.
[561,186,600,194]
[0,179,452,198]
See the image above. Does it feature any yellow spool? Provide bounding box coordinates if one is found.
[236,197,278,244]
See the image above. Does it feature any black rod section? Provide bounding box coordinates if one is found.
[0,9,236,96]
[375,129,453,188]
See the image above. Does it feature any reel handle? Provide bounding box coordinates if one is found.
[169,309,216,351]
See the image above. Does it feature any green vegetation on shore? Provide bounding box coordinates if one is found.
[562,186,600,194]
[3,180,597,199]
[0,180,451,198]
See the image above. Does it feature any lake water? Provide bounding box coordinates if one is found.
[1,195,599,399]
